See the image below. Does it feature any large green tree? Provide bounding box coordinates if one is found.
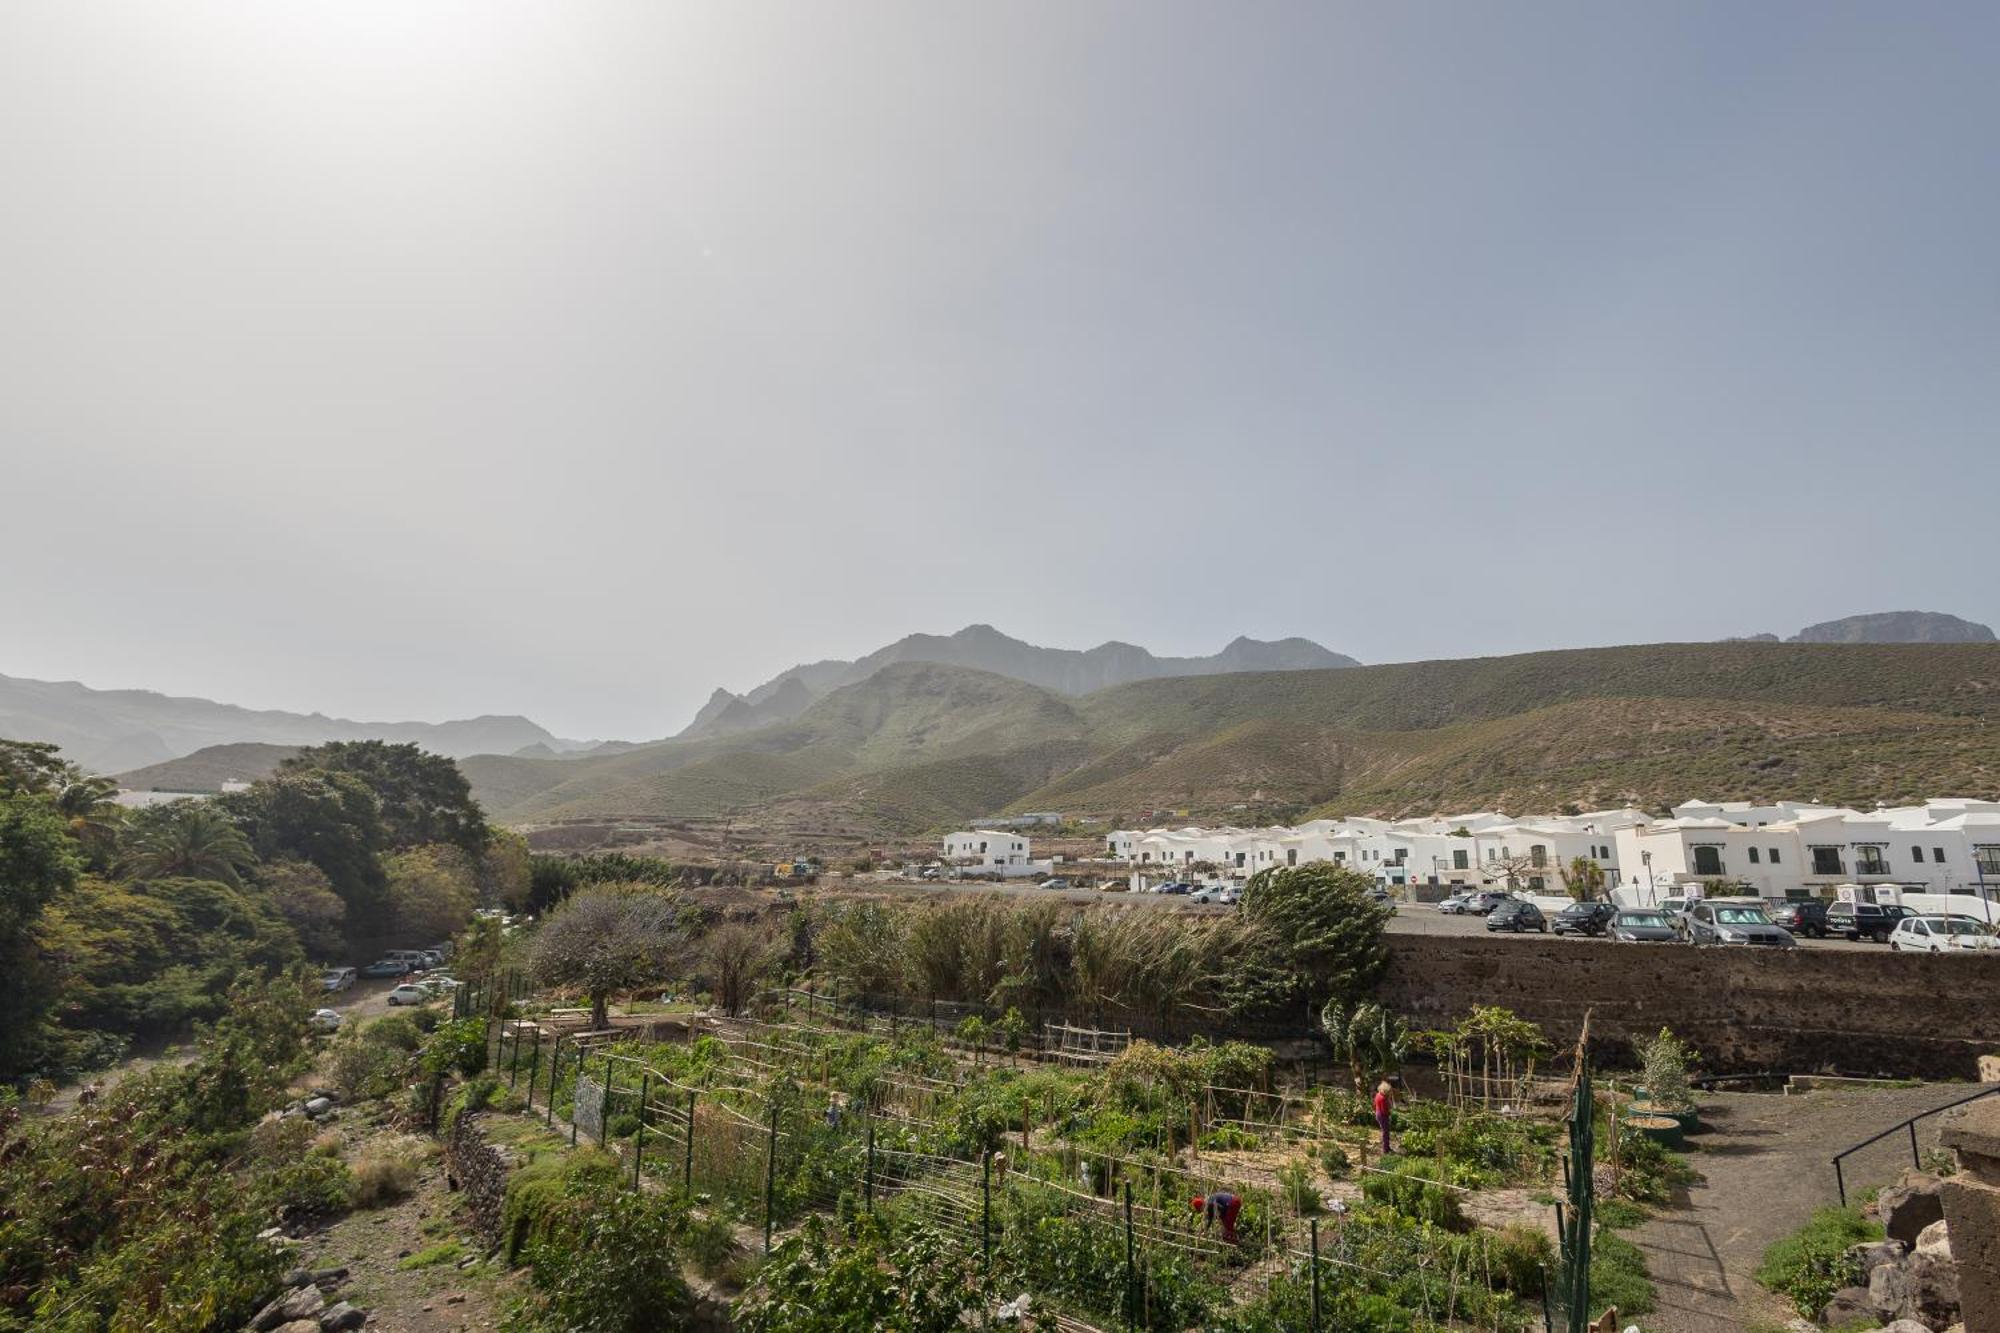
[221,770,389,936]
[383,843,479,943]
[280,740,487,856]
[1235,862,1394,1015]
[531,886,689,1028]
[0,786,82,1081]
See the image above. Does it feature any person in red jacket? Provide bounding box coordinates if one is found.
[1374,1078,1397,1153]
[1191,1192,1242,1243]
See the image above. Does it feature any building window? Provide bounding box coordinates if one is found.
[1975,846,2000,878]
[1935,847,1948,864]
[1769,848,1782,865]
[1529,876,1546,892]
[1856,847,1889,875]
[1692,846,1725,876]
[1748,847,1761,864]
[1811,847,1843,876]
[1453,849,1470,871]
[1530,845,1547,868]
[1913,845,1926,863]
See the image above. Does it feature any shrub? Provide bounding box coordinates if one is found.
[1590,1230,1656,1316]
[1275,1159,1322,1215]
[461,1076,498,1113]
[352,1135,429,1207]
[328,1040,409,1101]
[1360,1160,1469,1230]
[1320,1143,1351,1181]
[518,1179,692,1331]
[1486,1223,1554,1296]
[260,1154,357,1223]
[1755,1205,1881,1318]
[1200,1125,1259,1152]
[737,1213,978,1333]
[608,1112,641,1139]
[410,1006,443,1034]
[364,1014,424,1052]
[423,1018,489,1078]
[501,1149,622,1264]
[679,1211,741,1280]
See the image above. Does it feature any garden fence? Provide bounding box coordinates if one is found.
[479,1004,1556,1332]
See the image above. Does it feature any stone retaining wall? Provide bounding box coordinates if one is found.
[441,1110,510,1242]
[1377,934,2000,1078]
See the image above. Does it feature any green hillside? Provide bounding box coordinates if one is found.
[123,644,2000,835]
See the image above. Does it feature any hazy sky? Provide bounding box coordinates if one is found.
[5,3,1997,739]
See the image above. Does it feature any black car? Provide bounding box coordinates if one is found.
[1768,900,1829,938]
[1825,901,1913,943]
[1485,899,1547,933]
[1550,901,1617,936]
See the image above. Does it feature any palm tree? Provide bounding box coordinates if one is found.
[122,800,258,884]
[52,767,124,865]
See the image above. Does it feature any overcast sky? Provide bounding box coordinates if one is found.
[5,4,1997,739]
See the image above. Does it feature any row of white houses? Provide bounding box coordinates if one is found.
[1107,798,2000,907]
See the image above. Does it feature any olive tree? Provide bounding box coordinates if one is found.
[531,886,689,1029]
[702,920,778,1016]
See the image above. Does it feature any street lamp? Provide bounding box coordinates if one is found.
[1641,850,1655,907]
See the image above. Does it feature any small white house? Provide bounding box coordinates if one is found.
[943,830,1031,870]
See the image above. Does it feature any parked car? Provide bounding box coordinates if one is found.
[1825,901,1915,943]
[1436,892,1474,914]
[1217,886,1241,906]
[1550,901,1617,937]
[1607,909,1680,942]
[1679,900,1796,948]
[1767,900,1830,938]
[361,958,412,978]
[386,983,431,1006]
[1485,899,1547,933]
[1889,915,2000,953]
[1039,877,1071,891]
[1156,881,1193,895]
[1190,884,1231,904]
[321,966,357,992]
[308,1008,343,1034]
[386,949,433,969]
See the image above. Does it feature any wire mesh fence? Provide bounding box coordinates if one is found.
[482,1002,1561,1331]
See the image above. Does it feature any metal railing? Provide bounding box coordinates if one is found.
[1831,1085,2000,1204]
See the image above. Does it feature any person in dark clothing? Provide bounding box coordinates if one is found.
[1191,1192,1242,1243]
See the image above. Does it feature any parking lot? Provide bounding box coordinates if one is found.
[1385,903,1883,950]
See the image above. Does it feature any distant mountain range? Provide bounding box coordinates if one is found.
[0,672,598,776]
[677,624,1360,739]
[1731,611,1995,645]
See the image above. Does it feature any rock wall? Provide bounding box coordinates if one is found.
[441,1110,510,1242]
[1377,934,2000,1079]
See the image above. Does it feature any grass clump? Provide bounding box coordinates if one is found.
[352,1135,429,1208]
[1755,1205,1882,1319]
[1589,1230,1655,1317]
[399,1240,465,1270]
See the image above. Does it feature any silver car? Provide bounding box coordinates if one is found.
[1680,901,1796,948]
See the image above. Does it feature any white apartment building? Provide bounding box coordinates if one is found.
[1106,798,2000,907]
[942,830,1032,870]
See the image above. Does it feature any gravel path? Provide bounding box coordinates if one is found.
[1628,1082,1977,1330]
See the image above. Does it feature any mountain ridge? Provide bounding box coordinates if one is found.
[680,624,1358,738]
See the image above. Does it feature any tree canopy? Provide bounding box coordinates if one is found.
[531,886,691,1028]
[1236,861,1393,1014]
[280,740,487,856]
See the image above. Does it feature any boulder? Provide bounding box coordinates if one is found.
[1916,1219,1952,1260]
[274,1323,323,1333]
[1868,1252,1959,1330]
[318,1300,366,1332]
[1822,1285,1875,1327]
[303,1097,333,1118]
[280,1269,314,1290]
[1977,1054,2000,1084]
[1848,1238,1909,1275]
[276,1285,324,1324]
[1882,1322,1938,1333]
[1880,1172,1948,1246]
[251,1295,293,1333]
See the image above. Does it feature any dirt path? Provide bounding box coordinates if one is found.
[1629,1082,1976,1331]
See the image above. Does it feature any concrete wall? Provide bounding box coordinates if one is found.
[1377,933,2000,1079]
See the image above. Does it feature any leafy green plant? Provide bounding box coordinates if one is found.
[515,1182,693,1332]
[1755,1205,1881,1318]
[1590,1230,1656,1316]
[1276,1159,1322,1215]
[735,1213,978,1333]
[1360,1160,1469,1230]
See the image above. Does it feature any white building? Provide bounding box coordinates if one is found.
[942,830,1032,871]
[1105,797,2000,910]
